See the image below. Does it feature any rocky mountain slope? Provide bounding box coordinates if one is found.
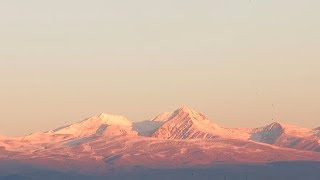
[134,107,319,152]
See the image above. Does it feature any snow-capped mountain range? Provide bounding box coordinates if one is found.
[134,107,319,151]
[0,107,319,175]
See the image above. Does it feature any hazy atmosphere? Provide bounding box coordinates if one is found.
[1,0,320,136]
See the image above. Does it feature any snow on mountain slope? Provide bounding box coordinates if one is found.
[151,107,250,139]
[2,135,320,175]
[0,113,138,155]
[251,122,320,152]
[0,106,319,165]
[250,122,285,144]
[53,113,137,137]
[137,107,319,152]
[45,113,138,147]
[1,108,320,177]
[151,112,175,122]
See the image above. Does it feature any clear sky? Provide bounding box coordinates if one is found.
[0,0,319,136]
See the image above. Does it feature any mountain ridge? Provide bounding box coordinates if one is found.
[0,107,319,153]
[0,107,319,177]
[0,106,320,151]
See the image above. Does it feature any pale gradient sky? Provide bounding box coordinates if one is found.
[0,0,320,136]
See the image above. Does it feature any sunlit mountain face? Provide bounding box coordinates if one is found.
[0,107,319,180]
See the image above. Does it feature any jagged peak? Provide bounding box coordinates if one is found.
[267,121,310,130]
[252,122,285,135]
[149,106,208,124]
[259,121,315,138]
[98,113,132,127]
[264,121,303,130]
[173,106,208,121]
[261,121,297,132]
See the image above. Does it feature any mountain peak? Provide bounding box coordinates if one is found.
[150,106,223,139]
[251,121,317,145]
[98,113,132,126]
[268,122,285,129]
[268,121,311,133]
[176,106,197,113]
[150,106,208,124]
[266,121,298,130]
[173,106,208,122]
